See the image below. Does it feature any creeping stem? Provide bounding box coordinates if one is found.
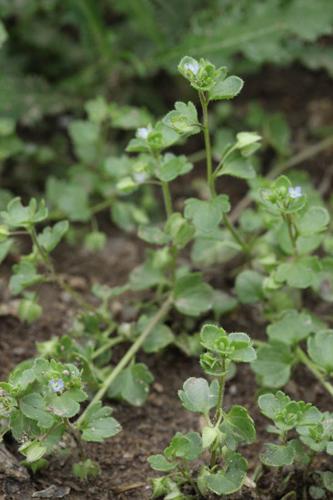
[199,91,216,197]
[210,359,227,468]
[76,295,173,425]
[284,213,298,255]
[199,91,249,254]
[296,347,333,399]
[161,181,173,219]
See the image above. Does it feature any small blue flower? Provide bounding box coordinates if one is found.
[288,186,302,199]
[49,378,64,393]
[184,60,200,76]
[137,127,150,140]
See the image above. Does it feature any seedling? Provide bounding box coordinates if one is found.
[148,323,257,498]
[0,357,121,473]
[258,391,333,497]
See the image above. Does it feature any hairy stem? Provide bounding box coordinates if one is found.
[199,92,215,197]
[161,181,173,219]
[296,347,333,399]
[210,362,227,469]
[199,92,249,254]
[77,296,173,424]
[284,214,298,256]
[91,336,124,360]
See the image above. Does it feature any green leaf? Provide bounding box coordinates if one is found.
[307,330,333,373]
[129,259,165,291]
[0,239,12,264]
[18,296,42,324]
[218,156,256,180]
[85,96,109,124]
[1,197,48,229]
[143,323,174,353]
[264,113,291,155]
[297,206,330,235]
[286,0,333,41]
[200,323,227,350]
[178,377,217,414]
[221,405,256,447]
[48,393,80,418]
[163,101,200,136]
[109,103,152,130]
[19,441,47,464]
[79,402,121,443]
[72,459,100,481]
[108,363,154,406]
[68,120,100,164]
[9,261,43,295]
[235,270,264,304]
[174,273,214,316]
[156,153,192,182]
[258,391,291,420]
[37,221,69,252]
[19,393,55,429]
[267,310,314,346]
[164,213,195,249]
[275,257,321,289]
[202,426,221,449]
[138,225,169,245]
[46,178,90,222]
[228,332,257,362]
[148,454,177,472]
[164,431,202,461]
[235,132,261,156]
[260,443,295,467]
[184,195,230,235]
[209,75,244,101]
[252,342,293,387]
[320,471,333,493]
[206,451,247,495]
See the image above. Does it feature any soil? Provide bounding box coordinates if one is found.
[1,67,333,499]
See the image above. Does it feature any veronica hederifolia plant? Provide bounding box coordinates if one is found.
[148,323,257,498]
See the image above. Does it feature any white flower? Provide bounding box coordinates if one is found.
[184,60,200,76]
[133,172,146,183]
[49,378,65,393]
[288,186,302,199]
[137,127,150,139]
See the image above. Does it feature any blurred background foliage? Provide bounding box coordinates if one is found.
[0,0,332,221]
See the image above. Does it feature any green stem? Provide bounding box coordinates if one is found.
[66,419,85,461]
[296,347,333,399]
[199,91,215,197]
[161,181,173,219]
[210,362,226,469]
[284,214,298,256]
[199,92,249,254]
[222,213,249,254]
[92,336,124,360]
[76,296,173,424]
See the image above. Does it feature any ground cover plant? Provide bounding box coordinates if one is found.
[1,4,333,498]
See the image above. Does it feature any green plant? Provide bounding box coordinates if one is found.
[257,390,333,498]
[148,323,256,498]
[0,357,121,472]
